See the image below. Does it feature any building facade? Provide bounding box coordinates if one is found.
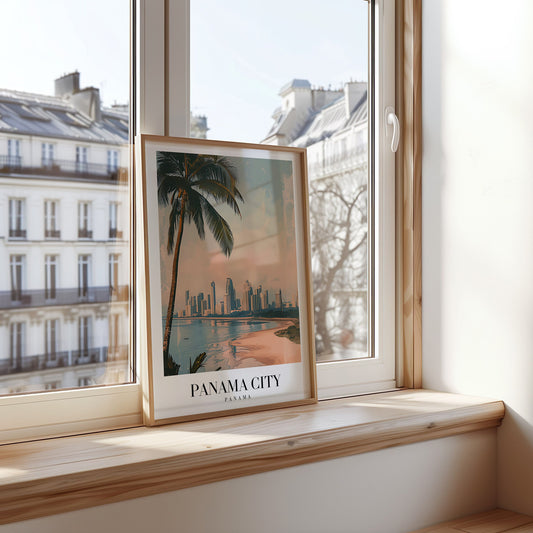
[263,79,368,360]
[0,73,131,394]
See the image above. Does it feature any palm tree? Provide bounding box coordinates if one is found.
[157,151,243,375]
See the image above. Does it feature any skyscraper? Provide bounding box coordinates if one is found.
[225,278,235,312]
[275,289,282,309]
[210,281,216,314]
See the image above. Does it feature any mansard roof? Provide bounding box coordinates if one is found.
[0,88,128,145]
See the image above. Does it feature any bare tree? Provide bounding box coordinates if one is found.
[309,169,367,358]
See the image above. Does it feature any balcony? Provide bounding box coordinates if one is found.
[0,285,129,309]
[45,229,61,239]
[0,155,128,183]
[0,345,129,376]
[9,228,26,239]
[78,228,93,239]
[108,228,123,239]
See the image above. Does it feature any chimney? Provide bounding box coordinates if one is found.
[344,82,367,119]
[70,87,102,122]
[54,72,80,97]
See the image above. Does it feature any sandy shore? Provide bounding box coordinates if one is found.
[214,319,301,369]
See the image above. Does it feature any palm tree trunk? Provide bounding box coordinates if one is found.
[162,207,185,372]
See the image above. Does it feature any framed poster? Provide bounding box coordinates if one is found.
[137,134,317,425]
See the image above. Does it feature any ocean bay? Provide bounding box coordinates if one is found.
[165,317,287,373]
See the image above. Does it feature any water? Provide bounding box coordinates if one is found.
[163,318,281,374]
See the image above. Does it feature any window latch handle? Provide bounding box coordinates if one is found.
[385,106,400,153]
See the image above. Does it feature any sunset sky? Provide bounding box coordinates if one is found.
[157,154,299,316]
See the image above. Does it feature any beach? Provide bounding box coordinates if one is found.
[209,319,301,369]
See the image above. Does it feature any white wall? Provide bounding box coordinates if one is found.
[422,0,533,515]
[0,430,496,533]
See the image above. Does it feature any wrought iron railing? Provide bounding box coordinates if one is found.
[109,228,124,239]
[0,285,129,309]
[78,228,93,239]
[0,345,129,376]
[0,155,128,182]
[45,229,61,239]
[9,228,26,239]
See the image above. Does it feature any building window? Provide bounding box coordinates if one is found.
[44,319,59,362]
[109,314,120,358]
[10,254,25,302]
[76,146,88,173]
[78,254,91,298]
[41,143,55,168]
[78,316,92,359]
[10,322,25,369]
[109,202,122,239]
[78,202,92,239]
[109,253,119,293]
[45,255,58,300]
[7,139,21,168]
[44,200,60,239]
[78,376,93,387]
[8,198,26,239]
[107,149,118,173]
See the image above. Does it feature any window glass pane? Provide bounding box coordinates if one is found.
[191,0,369,363]
[0,0,131,395]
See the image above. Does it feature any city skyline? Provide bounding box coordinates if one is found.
[178,275,298,318]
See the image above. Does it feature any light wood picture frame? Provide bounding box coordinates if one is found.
[137,134,317,425]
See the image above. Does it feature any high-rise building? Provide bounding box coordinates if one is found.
[210,281,216,314]
[275,290,283,310]
[242,280,252,312]
[225,278,235,312]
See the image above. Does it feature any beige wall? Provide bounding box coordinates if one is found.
[0,430,496,533]
[422,0,533,515]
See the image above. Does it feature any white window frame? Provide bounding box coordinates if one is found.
[0,0,398,444]
[44,254,58,300]
[10,254,25,302]
[9,197,26,237]
[44,199,59,237]
[164,0,397,399]
[77,201,92,239]
[317,0,397,398]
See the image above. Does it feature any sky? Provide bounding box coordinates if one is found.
[0,0,367,143]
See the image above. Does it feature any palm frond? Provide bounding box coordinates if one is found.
[199,196,234,256]
[193,179,243,216]
[187,189,206,240]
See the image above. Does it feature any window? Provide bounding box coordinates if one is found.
[44,200,60,238]
[189,0,397,397]
[9,198,26,239]
[107,149,119,172]
[109,253,119,293]
[1,0,409,443]
[44,255,57,300]
[0,0,133,442]
[41,143,54,168]
[9,322,25,369]
[109,202,122,239]
[75,146,88,173]
[78,316,92,359]
[78,202,92,239]
[7,139,21,167]
[78,254,91,298]
[44,319,59,362]
[10,255,25,302]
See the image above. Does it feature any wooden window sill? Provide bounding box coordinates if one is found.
[0,389,504,525]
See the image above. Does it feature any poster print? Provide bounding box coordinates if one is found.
[138,135,316,425]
